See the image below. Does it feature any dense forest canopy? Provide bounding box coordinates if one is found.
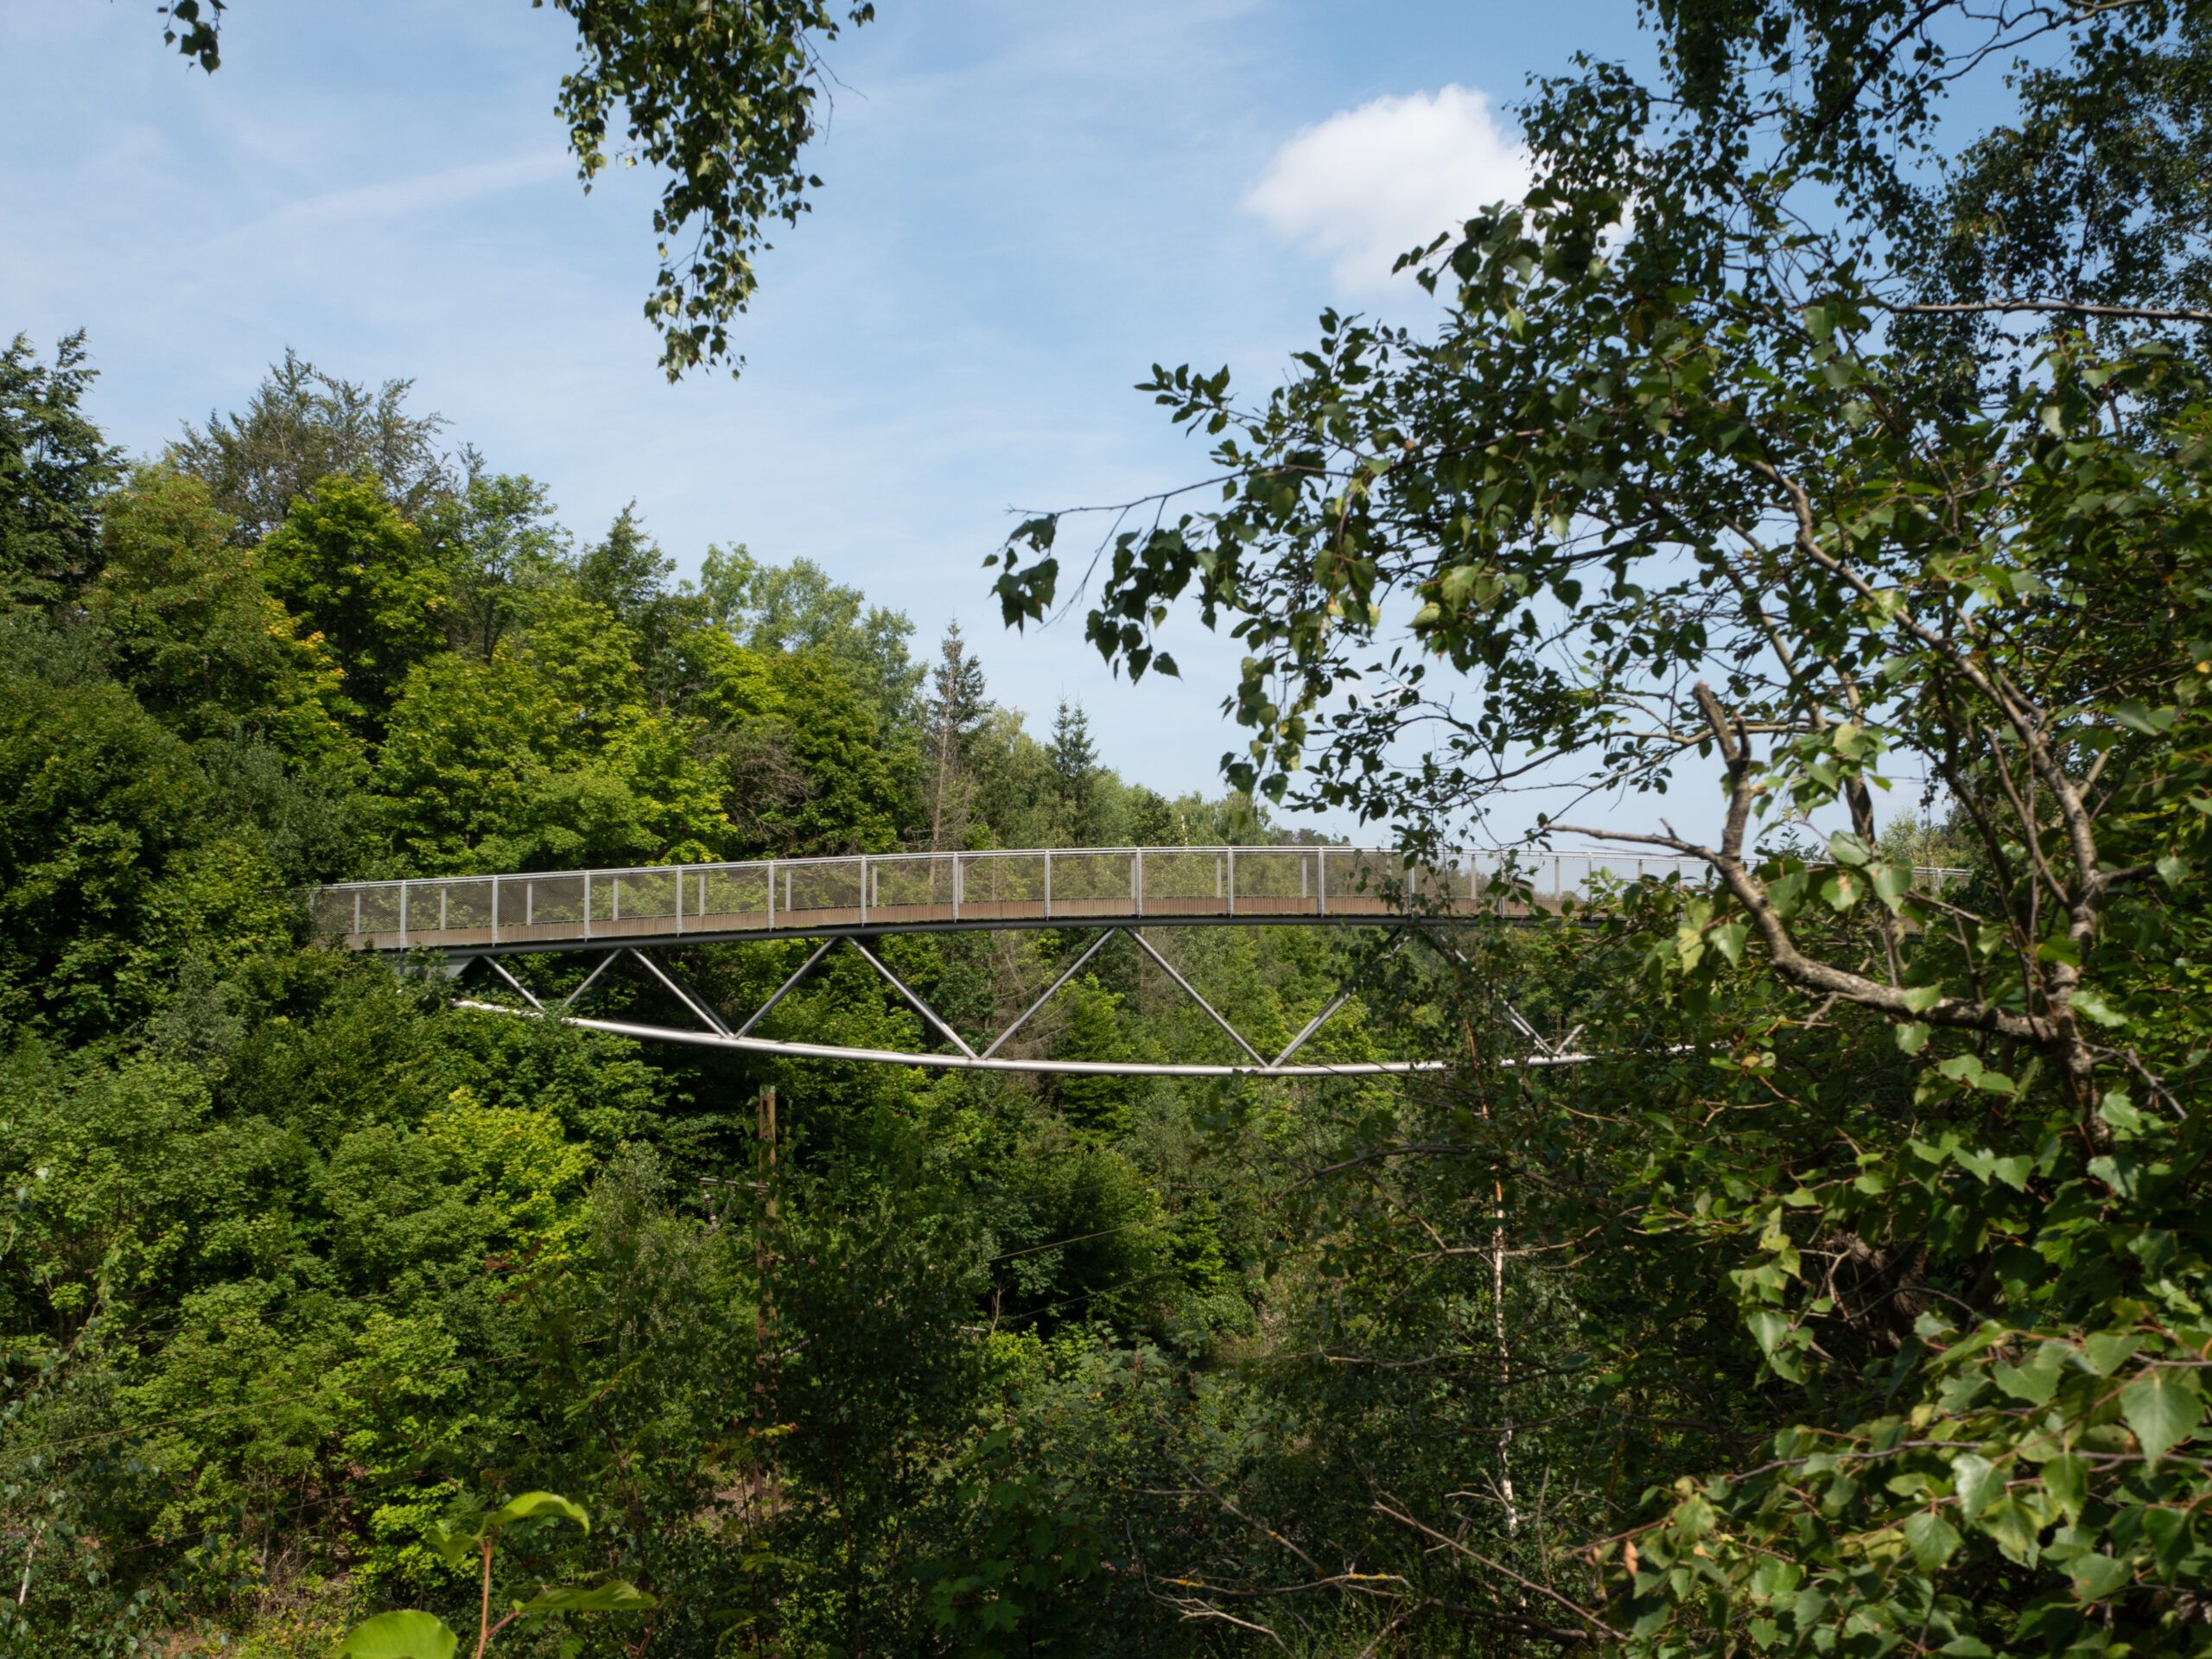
[0,0,2206,1655]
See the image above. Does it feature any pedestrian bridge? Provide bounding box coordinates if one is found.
[310,844,1709,957]
[310,844,1839,1077]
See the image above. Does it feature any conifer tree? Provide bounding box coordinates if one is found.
[1049,697,1099,844]
[925,620,988,849]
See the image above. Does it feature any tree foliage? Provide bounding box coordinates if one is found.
[0,331,123,610]
[986,0,2212,1649]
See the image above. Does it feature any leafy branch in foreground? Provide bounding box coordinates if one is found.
[335,1491,652,1659]
[152,1,877,380]
[990,0,2212,1649]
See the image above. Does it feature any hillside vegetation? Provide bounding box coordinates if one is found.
[8,0,2212,1651]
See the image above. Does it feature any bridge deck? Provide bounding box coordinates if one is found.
[309,845,1711,956]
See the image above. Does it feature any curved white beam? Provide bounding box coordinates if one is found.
[452,1000,1601,1079]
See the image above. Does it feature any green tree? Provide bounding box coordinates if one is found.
[695,543,925,726]
[427,472,572,660]
[1048,973,1151,1141]
[925,620,989,849]
[372,594,727,872]
[0,330,123,611]
[699,633,906,855]
[575,502,673,627]
[1047,698,1100,844]
[0,645,289,1039]
[259,472,451,723]
[989,0,2212,1649]
[87,466,353,765]
[170,348,457,539]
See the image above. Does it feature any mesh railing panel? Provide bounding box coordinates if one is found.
[305,847,1733,946]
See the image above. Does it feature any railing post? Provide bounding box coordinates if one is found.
[1227,847,1236,916]
[584,871,593,941]
[676,866,685,936]
[1318,847,1327,917]
[439,887,448,932]
[766,860,776,929]
[952,855,963,922]
[399,880,410,949]
[1135,849,1144,918]
[492,876,500,945]
[860,856,869,925]
[612,875,620,924]
[353,889,363,938]
[1042,850,1051,920]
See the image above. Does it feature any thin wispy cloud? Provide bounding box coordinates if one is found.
[233,151,573,244]
[1242,85,1529,292]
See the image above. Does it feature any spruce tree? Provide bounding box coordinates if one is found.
[1048,697,1098,843]
[925,620,988,849]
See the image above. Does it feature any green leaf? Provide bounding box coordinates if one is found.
[1977,1496,2041,1564]
[2042,1454,2088,1523]
[2082,1332,2139,1376]
[1820,871,1862,911]
[2069,1554,2133,1601]
[2069,988,2126,1029]
[2157,853,2190,888]
[1904,1510,1962,1571]
[514,1580,658,1618]
[1711,921,1747,966]
[2120,1366,2203,1464]
[423,1519,480,1572]
[336,1611,460,1659]
[1872,863,1912,912]
[2113,699,2177,735]
[1937,1054,1985,1088]
[1828,830,1872,867]
[1951,1452,2004,1519]
[1993,1343,2066,1405]
[2099,1091,2147,1139]
[1896,1021,1930,1055]
[1898,982,1942,1014]
[487,1491,592,1536]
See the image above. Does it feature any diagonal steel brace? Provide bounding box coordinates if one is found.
[848,936,978,1059]
[1126,929,1266,1066]
[562,950,623,1012]
[627,949,733,1038]
[734,938,837,1038]
[1273,931,1411,1066]
[982,927,1122,1058]
[485,956,546,1012]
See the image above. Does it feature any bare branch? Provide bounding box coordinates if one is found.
[1877,297,2212,327]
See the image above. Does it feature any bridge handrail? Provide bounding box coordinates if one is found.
[302,845,1973,951]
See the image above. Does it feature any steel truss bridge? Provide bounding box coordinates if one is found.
[313,845,1707,1079]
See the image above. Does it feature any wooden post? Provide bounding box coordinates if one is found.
[1463,1021,1520,1539]
[755,1086,779,1355]
[755,1084,781,1528]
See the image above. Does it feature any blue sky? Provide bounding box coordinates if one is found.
[2,0,1656,834]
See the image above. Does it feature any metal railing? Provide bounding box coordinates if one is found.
[300,845,1802,953]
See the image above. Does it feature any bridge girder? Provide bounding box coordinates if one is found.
[448,925,1582,1080]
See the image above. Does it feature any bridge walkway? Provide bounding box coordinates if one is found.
[310,845,1708,957]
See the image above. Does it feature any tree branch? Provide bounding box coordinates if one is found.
[1878,296,2212,327]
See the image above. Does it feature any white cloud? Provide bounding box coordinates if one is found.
[1242,85,1529,293]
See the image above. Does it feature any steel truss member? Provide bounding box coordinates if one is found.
[445,930,1592,1079]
